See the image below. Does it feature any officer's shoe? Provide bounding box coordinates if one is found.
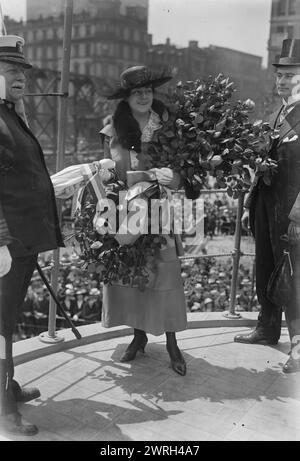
[234,329,278,345]
[0,411,38,436]
[283,355,300,373]
[14,386,41,403]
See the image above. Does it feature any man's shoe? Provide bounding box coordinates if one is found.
[234,329,278,345]
[0,411,38,436]
[13,386,41,403]
[283,356,300,373]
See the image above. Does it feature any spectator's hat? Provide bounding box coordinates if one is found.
[0,35,32,69]
[90,288,100,296]
[208,278,215,284]
[204,297,213,305]
[273,39,300,67]
[65,288,75,296]
[219,272,226,278]
[76,287,88,295]
[195,283,202,290]
[107,65,173,99]
[241,278,251,286]
[191,302,201,312]
[60,254,71,266]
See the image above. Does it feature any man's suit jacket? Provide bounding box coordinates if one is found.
[247,103,300,236]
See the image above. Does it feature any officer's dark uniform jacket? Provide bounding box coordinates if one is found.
[0,100,63,255]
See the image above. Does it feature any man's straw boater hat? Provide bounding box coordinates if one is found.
[273,38,300,67]
[0,35,32,69]
[107,65,172,100]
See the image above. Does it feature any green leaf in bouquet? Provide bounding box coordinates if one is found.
[227,186,233,197]
[213,131,222,138]
[165,130,175,138]
[233,143,243,153]
[217,180,227,188]
[163,145,174,155]
[193,174,202,184]
[87,262,97,272]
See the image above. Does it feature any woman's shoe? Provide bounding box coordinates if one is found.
[120,335,148,362]
[166,344,186,376]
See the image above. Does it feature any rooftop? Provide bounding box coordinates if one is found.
[1,312,299,441]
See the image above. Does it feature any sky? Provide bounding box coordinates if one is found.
[0,0,272,66]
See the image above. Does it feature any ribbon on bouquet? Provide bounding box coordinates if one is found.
[115,170,172,246]
[75,164,108,232]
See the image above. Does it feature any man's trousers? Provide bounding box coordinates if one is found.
[255,191,300,343]
[0,254,37,415]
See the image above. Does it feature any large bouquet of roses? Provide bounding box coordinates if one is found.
[74,168,168,291]
[143,73,277,198]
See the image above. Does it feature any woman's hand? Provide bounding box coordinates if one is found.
[151,168,180,189]
[0,245,12,277]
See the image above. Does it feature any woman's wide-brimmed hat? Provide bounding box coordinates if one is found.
[0,35,32,69]
[107,65,172,100]
[273,39,300,67]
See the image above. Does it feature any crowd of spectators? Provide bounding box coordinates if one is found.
[181,257,257,313]
[14,252,103,341]
[14,252,257,342]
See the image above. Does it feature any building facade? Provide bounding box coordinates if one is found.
[26,0,148,21]
[268,0,300,67]
[147,38,264,103]
[7,2,148,79]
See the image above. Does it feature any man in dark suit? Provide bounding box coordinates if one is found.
[0,35,63,435]
[234,39,300,373]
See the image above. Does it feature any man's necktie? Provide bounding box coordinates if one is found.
[278,105,288,126]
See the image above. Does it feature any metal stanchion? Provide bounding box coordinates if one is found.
[40,0,74,344]
[223,192,245,319]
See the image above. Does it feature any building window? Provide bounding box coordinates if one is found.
[124,27,130,40]
[27,30,33,42]
[277,25,285,33]
[73,44,79,58]
[80,24,86,37]
[86,42,91,56]
[133,30,140,42]
[288,0,296,14]
[27,48,33,60]
[73,62,80,74]
[123,45,129,59]
[287,25,294,37]
[96,62,103,77]
[79,43,85,57]
[47,29,53,40]
[58,27,64,40]
[73,25,80,37]
[108,64,118,78]
[37,29,43,41]
[47,46,53,59]
[278,0,287,15]
[36,47,43,60]
[85,62,91,75]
